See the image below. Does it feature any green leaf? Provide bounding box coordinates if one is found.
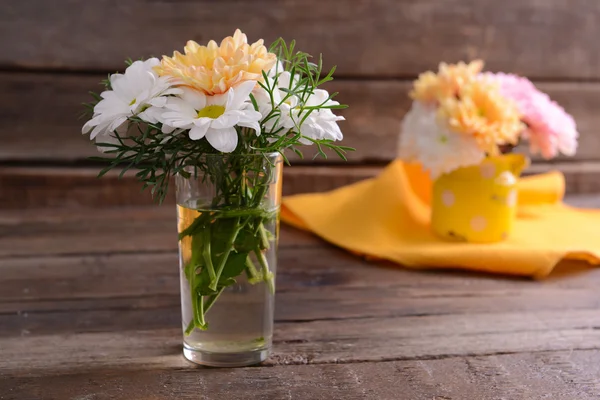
[234,226,261,253]
[220,251,249,279]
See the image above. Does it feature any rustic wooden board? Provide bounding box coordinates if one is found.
[2,163,600,209]
[0,193,598,257]
[2,350,599,399]
[1,205,600,396]
[2,1,600,79]
[1,72,599,164]
[0,206,599,365]
[0,209,326,258]
[2,311,600,374]
[2,270,599,339]
[0,165,379,209]
[1,247,599,337]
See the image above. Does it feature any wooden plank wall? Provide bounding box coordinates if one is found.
[1,0,599,207]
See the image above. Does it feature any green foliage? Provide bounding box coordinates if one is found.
[84,38,353,204]
[83,38,354,334]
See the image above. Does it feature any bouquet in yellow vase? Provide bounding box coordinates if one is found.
[398,61,578,242]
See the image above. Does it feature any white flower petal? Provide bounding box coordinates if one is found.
[306,89,330,107]
[206,126,238,153]
[398,101,485,179]
[138,106,161,124]
[164,98,197,116]
[90,120,110,140]
[227,80,257,110]
[237,119,261,135]
[148,97,167,108]
[180,88,207,110]
[237,110,263,134]
[83,57,179,137]
[211,113,240,129]
[207,91,228,107]
[189,120,211,140]
[108,116,128,133]
[82,114,104,134]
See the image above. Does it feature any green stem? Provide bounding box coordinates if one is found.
[190,267,207,330]
[245,255,262,284]
[258,222,271,250]
[254,247,275,295]
[201,226,216,282]
[184,320,195,336]
[205,287,226,313]
[209,216,242,291]
[215,208,273,219]
[194,295,206,329]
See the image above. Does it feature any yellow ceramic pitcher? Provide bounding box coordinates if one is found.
[431,154,529,243]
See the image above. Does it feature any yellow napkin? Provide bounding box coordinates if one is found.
[281,160,600,278]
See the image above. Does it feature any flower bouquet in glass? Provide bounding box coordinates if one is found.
[81,30,351,367]
[398,60,578,242]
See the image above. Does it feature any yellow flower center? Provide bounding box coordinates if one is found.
[129,98,137,106]
[197,105,225,119]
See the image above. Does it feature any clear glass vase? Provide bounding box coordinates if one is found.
[175,153,282,367]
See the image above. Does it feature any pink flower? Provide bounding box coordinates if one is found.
[482,72,578,159]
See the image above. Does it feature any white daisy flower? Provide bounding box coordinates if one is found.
[253,70,298,133]
[253,66,344,143]
[160,80,262,153]
[295,89,345,144]
[398,101,485,179]
[82,58,181,143]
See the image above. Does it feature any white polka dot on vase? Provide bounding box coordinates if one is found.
[480,163,496,179]
[506,190,517,207]
[470,216,487,232]
[441,190,455,207]
[495,171,517,186]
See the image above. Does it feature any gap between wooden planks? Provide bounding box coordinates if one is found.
[2,72,600,164]
[2,163,600,209]
[2,0,600,80]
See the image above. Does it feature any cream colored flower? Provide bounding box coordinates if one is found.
[155,30,277,95]
[411,60,484,104]
[439,79,523,154]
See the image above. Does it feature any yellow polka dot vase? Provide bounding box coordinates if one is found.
[431,154,529,243]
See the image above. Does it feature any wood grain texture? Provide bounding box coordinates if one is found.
[2,269,599,339]
[0,207,326,257]
[0,165,379,209]
[1,205,600,396]
[2,248,599,337]
[0,195,598,257]
[2,351,599,399]
[1,0,600,79]
[1,72,599,164]
[1,312,600,374]
[2,163,600,209]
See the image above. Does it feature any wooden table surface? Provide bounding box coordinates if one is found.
[1,201,600,400]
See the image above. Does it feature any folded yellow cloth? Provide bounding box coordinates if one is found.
[281,160,600,278]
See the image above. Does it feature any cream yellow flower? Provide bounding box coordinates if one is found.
[439,79,523,154]
[155,29,277,95]
[411,60,484,103]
